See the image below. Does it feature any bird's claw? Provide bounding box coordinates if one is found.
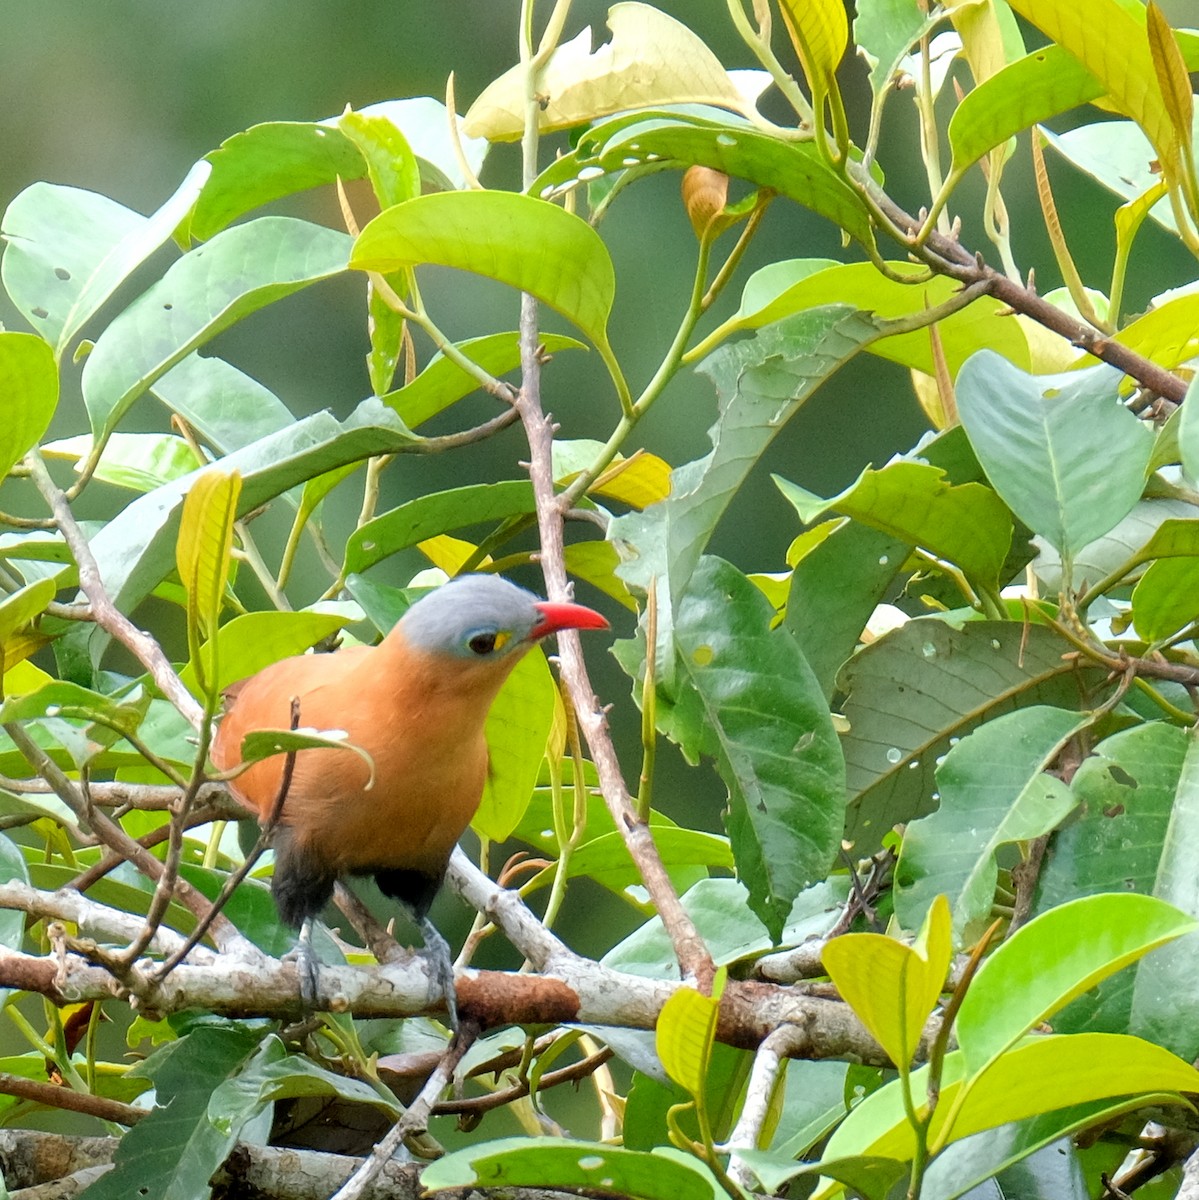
[283,918,321,1012]
[418,917,459,1032]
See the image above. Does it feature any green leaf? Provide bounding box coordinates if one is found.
[421,1136,722,1200]
[77,1025,262,1200]
[1044,122,1181,234]
[82,216,351,439]
[894,707,1089,940]
[841,621,1099,853]
[657,985,721,1098]
[612,306,886,617]
[854,0,931,98]
[947,46,1105,179]
[178,610,352,698]
[465,4,763,140]
[0,681,147,741]
[691,258,1032,374]
[956,354,1153,558]
[956,893,1197,1075]
[345,481,535,575]
[238,728,375,788]
[0,333,58,481]
[779,0,849,98]
[207,1035,398,1137]
[475,649,557,842]
[603,877,848,978]
[548,112,875,249]
[379,331,585,428]
[1,166,209,355]
[1129,735,1199,1058]
[544,827,733,896]
[1132,556,1199,640]
[784,520,906,701]
[0,578,57,647]
[648,557,844,939]
[184,99,485,242]
[1177,373,1199,483]
[0,835,31,1002]
[822,895,951,1071]
[776,462,1012,589]
[944,1033,1199,1144]
[43,432,200,493]
[351,191,618,369]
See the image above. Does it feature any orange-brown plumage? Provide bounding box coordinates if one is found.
[211,575,608,934]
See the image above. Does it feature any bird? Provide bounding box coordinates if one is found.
[210,574,609,1024]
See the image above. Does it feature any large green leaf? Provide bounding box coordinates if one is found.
[345,481,536,575]
[947,46,1105,180]
[1,166,209,355]
[776,462,1013,589]
[612,306,886,627]
[351,191,618,368]
[784,520,906,701]
[78,1026,262,1200]
[854,0,933,98]
[840,620,1098,853]
[957,893,1196,1075]
[0,333,58,481]
[893,707,1089,940]
[645,557,844,940]
[1129,735,1199,1058]
[82,216,351,439]
[691,259,1032,374]
[185,98,488,241]
[956,353,1153,559]
[422,1136,722,1200]
[544,112,875,248]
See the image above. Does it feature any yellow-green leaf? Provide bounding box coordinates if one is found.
[657,985,721,1099]
[463,3,766,141]
[176,469,242,694]
[0,578,57,649]
[1005,0,1172,161]
[822,895,951,1070]
[0,333,58,481]
[778,0,848,99]
[1147,3,1194,156]
[476,649,558,842]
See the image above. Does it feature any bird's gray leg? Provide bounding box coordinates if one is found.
[296,917,321,1011]
[418,915,459,1032]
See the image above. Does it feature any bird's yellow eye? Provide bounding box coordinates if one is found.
[468,630,510,655]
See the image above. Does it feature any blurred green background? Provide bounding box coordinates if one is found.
[0,0,1194,1056]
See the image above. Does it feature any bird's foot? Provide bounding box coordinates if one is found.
[281,918,321,1012]
[417,916,459,1032]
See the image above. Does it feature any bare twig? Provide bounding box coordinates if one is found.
[330,1024,478,1200]
[0,1072,144,1128]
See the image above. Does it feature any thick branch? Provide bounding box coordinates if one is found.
[871,191,1187,402]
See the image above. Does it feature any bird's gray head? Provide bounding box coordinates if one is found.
[398,575,608,662]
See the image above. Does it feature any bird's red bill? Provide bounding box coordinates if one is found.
[531,600,609,639]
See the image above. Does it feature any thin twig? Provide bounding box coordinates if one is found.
[24,451,205,730]
[330,1023,478,1200]
[0,1071,144,1127]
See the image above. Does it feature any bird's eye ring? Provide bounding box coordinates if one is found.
[468,632,498,655]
